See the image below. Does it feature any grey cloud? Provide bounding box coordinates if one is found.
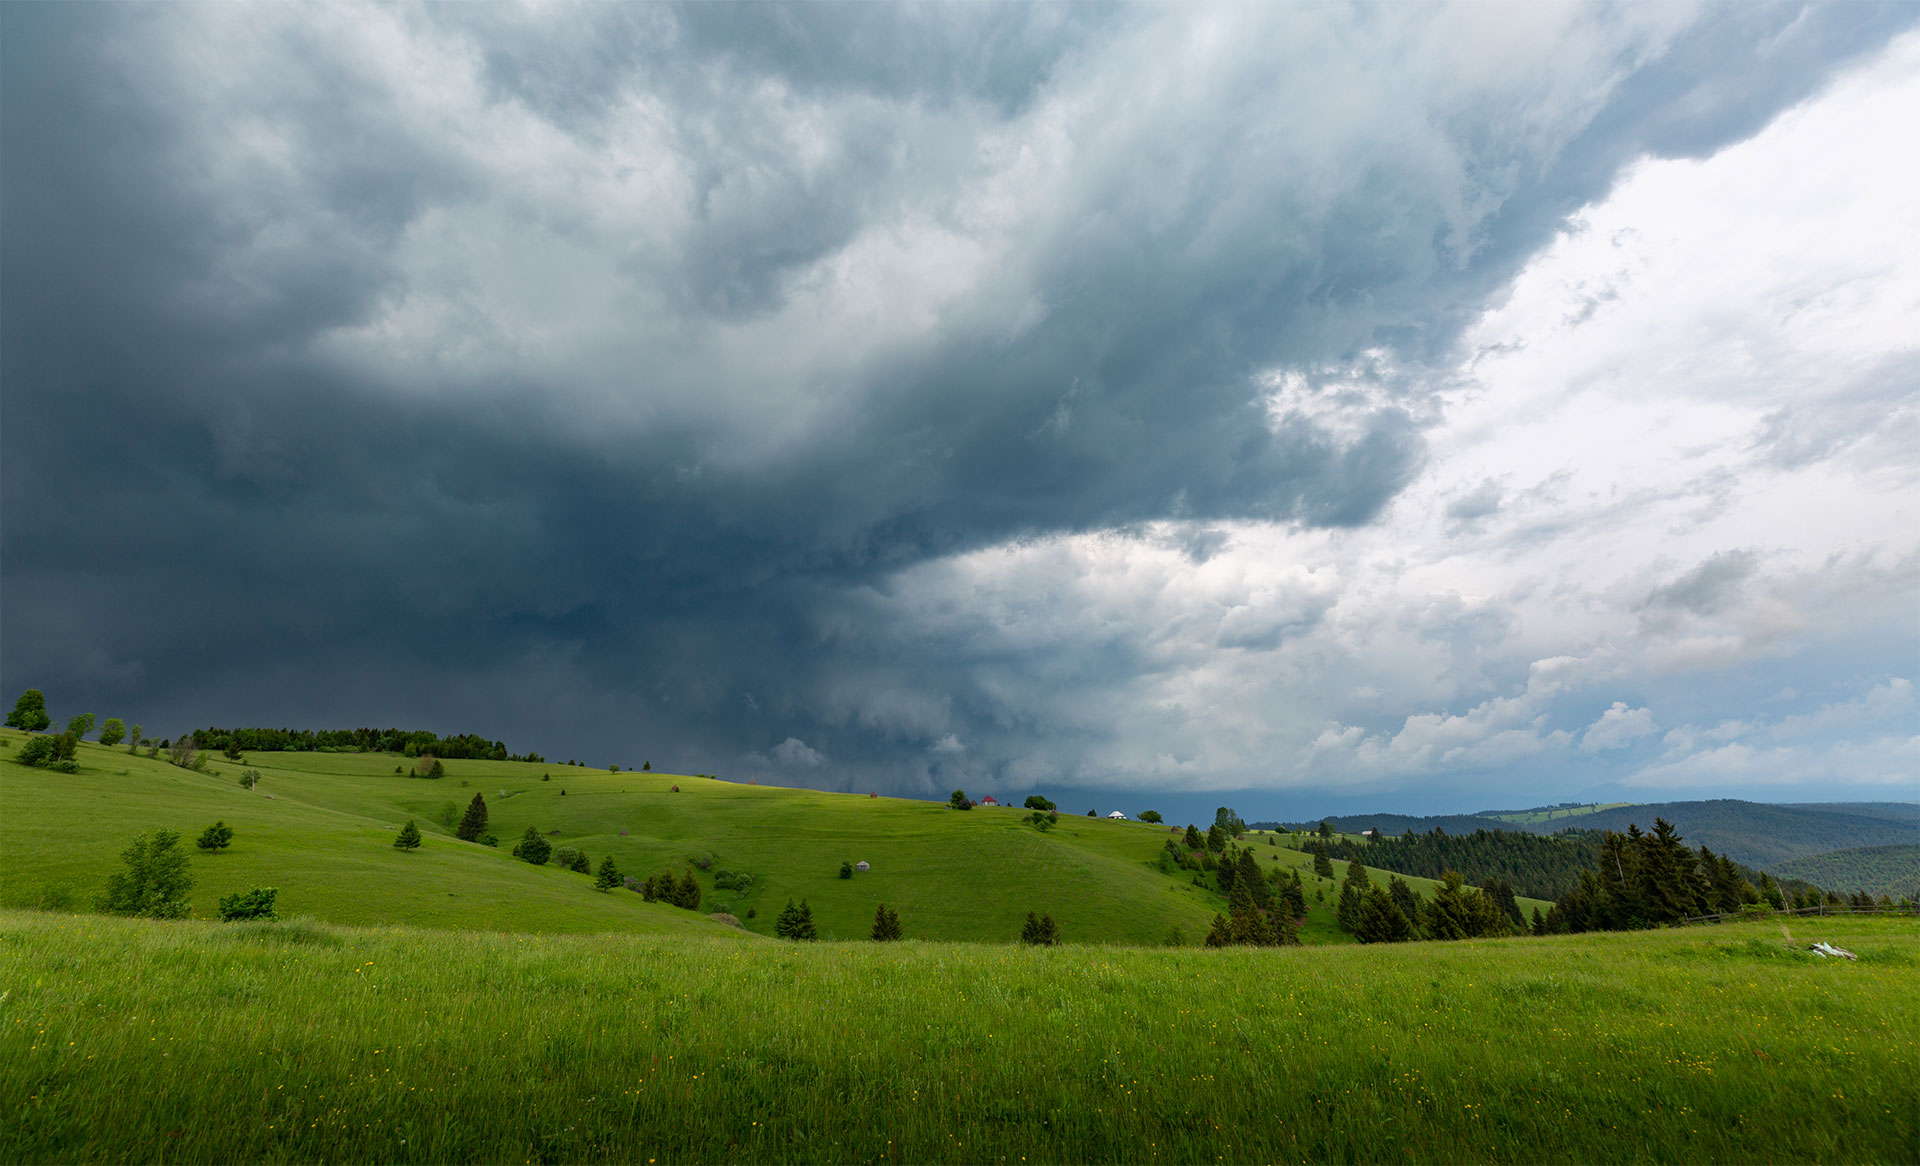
[1642,550,1760,618]
[3,2,1911,796]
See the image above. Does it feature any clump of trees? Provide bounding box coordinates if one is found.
[641,869,702,910]
[1539,818,1800,933]
[1205,849,1300,947]
[1024,795,1056,811]
[411,754,445,779]
[775,899,817,939]
[949,789,974,811]
[99,830,193,918]
[15,731,78,772]
[1020,911,1058,945]
[168,733,207,772]
[871,903,903,941]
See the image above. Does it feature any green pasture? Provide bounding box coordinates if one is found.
[3,910,1912,1163]
[1486,802,1638,824]
[1,739,1530,946]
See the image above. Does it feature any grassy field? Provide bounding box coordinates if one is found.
[1,738,1544,945]
[1483,803,1638,825]
[2,909,1912,1163]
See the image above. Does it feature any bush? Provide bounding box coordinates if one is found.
[839,860,854,879]
[15,733,75,769]
[217,887,279,921]
[99,830,194,918]
[196,821,234,852]
[511,827,551,865]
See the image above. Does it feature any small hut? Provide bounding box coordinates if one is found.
[855,861,870,872]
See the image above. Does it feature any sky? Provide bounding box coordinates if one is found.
[4,2,1916,822]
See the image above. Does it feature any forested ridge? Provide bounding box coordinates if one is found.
[1773,844,1920,901]
[188,725,540,761]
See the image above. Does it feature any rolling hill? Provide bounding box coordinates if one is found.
[1,734,1547,944]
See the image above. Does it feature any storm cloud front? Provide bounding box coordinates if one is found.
[4,3,1915,817]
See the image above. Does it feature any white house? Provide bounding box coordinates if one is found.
[1107,810,1128,820]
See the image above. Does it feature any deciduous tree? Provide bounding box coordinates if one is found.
[5,689,50,732]
[99,830,193,918]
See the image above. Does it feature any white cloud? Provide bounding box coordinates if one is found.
[1580,702,1657,752]
[771,737,826,768]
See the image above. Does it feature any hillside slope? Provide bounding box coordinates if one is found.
[1773,844,1920,900]
[2,736,1544,944]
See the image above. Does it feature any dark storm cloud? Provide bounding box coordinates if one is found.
[3,2,1912,792]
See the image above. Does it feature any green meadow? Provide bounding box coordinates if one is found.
[0,738,1546,945]
[3,910,1912,1163]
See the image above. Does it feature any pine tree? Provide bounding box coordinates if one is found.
[1428,870,1471,940]
[196,821,234,853]
[1184,824,1204,851]
[393,819,422,850]
[456,793,489,842]
[1038,913,1058,945]
[1481,878,1525,929]
[1312,842,1335,879]
[1021,910,1052,945]
[1206,823,1226,852]
[1530,906,1546,935]
[594,855,621,891]
[776,899,801,938]
[675,869,702,910]
[839,860,854,879]
[791,899,817,940]
[871,903,903,941]
[1336,857,1370,932]
[1279,869,1307,921]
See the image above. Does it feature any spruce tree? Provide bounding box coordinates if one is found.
[456,793,489,842]
[1481,878,1525,929]
[791,899,817,940]
[196,821,234,853]
[1021,910,1046,945]
[776,899,801,938]
[594,855,621,891]
[1312,842,1335,879]
[1206,823,1226,852]
[393,819,422,850]
[1530,906,1546,936]
[1184,824,1204,851]
[871,903,902,941]
[675,869,702,909]
[1038,913,1058,945]
[1428,870,1471,940]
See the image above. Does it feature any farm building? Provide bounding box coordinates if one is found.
[978,795,998,806]
[1107,810,1128,820]
[855,861,870,872]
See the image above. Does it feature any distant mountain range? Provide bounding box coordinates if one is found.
[1259,800,1919,873]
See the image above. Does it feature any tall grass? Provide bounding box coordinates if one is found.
[4,910,1913,1163]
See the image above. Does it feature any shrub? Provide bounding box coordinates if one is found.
[393,820,422,850]
[217,887,279,921]
[552,845,584,870]
[511,827,552,865]
[99,830,194,918]
[708,912,743,928]
[223,741,244,762]
[839,860,854,879]
[127,724,142,754]
[15,733,74,769]
[197,821,234,853]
